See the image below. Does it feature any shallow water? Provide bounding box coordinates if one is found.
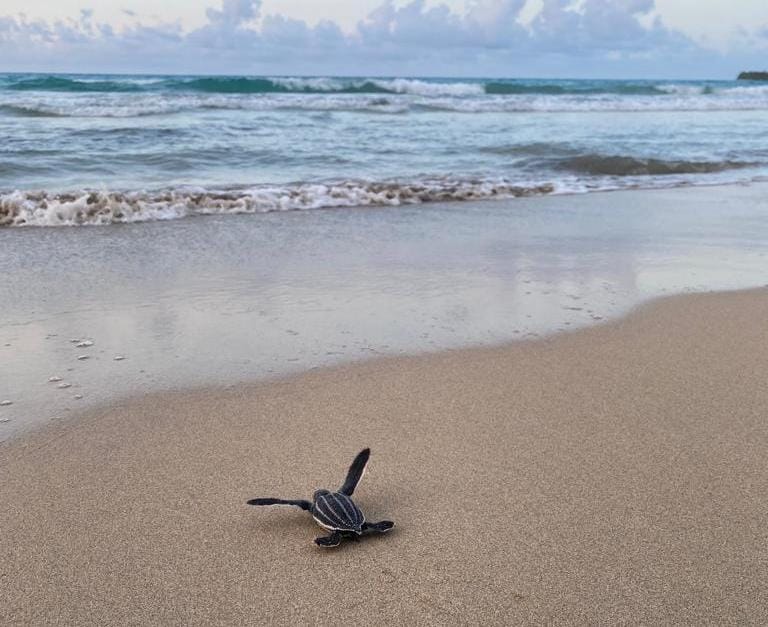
[1,184,768,440]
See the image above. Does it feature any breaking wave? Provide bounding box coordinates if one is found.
[0,179,557,227]
[2,75,486,96]
[3,92,768,119]
[3,74,768,119]
[550,155,757,176]
[2,74,766,100]
[0,104,66,118]
[7,76,145,92]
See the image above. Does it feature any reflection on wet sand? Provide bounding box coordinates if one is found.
[1,183,767,440]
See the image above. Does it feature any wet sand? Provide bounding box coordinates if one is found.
[3,183,768,441]
[1,288,767,624]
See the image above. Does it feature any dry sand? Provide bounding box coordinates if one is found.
[1,289,767,624]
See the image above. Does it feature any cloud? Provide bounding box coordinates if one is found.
[205,0,261,26]
[0,0,751,77]
[527,0,692,55]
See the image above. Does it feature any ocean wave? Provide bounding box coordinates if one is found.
[0,179,557,227]
[655,83,712,96]
[0,104,66,118]
[484,82,674,96]
[4,91,768,119]
[3,74,768,118]
[479,142,582,157]
[7,76,144,93]
[721,84,768,95]
[0,94,417,118]
[550,155,756,176]
[165,76,364,94]
[167,76,485,97]
[4,167,765,228]
[3,75,486,97]
[415,93,768,113]
[3,75,761,99]
[374,78,484,97]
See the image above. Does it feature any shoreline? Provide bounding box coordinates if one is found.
[2,287,768,623]
[3,182,768,441]
[2,176,765,230]
[0,283,760,449]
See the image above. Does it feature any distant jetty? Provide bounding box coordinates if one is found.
[737,71,768,81]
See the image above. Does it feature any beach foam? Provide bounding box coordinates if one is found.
[4,92,768,118]
[0,179,558,227]
[3,154,765,228]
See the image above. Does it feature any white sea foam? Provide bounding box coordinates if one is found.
[655,83,708,95]
[0,91,768,118]
[0,179,559,227]
[718,84,768,95]
[370,78,485,97]
[270,77,350,92]
[4,167,767,229]
[269,77,485,97]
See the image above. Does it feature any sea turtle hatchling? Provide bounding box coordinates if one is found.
[247,448,394,548]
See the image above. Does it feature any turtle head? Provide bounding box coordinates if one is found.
[312,489,331,502]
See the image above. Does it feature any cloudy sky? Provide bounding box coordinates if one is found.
[1,0,767,78]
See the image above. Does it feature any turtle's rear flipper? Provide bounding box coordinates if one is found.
[315,531,342,548]
[362,520,394,535]
[247,498,311,511]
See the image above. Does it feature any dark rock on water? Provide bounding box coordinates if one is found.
[737,71,768,81]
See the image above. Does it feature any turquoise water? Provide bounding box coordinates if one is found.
[1,74,768,226]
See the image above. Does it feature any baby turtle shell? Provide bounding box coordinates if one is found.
[312,490,364,533]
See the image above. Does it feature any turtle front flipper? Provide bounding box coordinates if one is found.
[339,448,370,496]
[247,498,312,511]
[362,520,394,535]
[315,531,342,548]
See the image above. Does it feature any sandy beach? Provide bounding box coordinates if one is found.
[5,8,768,626]
[1,288,767,624]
